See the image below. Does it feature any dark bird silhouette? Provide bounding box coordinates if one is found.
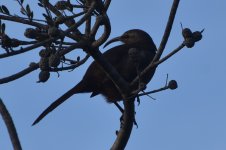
[32,29,157,125]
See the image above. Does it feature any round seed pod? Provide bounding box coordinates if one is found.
[37,71,50,83]
[184,38,195,48]
[39,57,49,71]
[168,80,178,90]
[24,28,37,39]
[49,53,61,68]
[46,47,56,55]
[182,28,193,39]
[192,31,202,42]
[39,49,50,58]
[48,26,60,37]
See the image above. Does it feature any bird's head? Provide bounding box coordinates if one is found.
[104,29,156,50]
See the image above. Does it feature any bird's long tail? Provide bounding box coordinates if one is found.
[32,81,86,126]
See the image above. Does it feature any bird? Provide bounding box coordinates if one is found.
[32,29,157,125]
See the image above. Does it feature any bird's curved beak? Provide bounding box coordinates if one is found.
[103,36,121,48]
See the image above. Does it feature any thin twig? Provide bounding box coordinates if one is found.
[51,54,90,72]
[138,86,169,97]
[45,1,82,39]
[0,15,47,29]
[0,38,54,59]
[91,14,111,48]
[153,43,185,67]
[154,0,180,61]
[104,0,111,11]
[0,63,39,84]
[64,2,97,35]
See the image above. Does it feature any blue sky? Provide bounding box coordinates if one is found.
[0,1,226,150]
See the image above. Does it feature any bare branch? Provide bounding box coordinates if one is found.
[0,14,47,29]
[44,0,83,39]
[104,0,112,11]
[0,63,39,84]
[131,0,181,87]
[51,54,90,72]
[58,41,86,56]
[112,1,181,149]
[154,0,180,61]
[0,38,54,59]
[111,98,135,150]
[91,14,111,48]
[64,2,97,35]
[0,98,22,150]
[153,43,185,67]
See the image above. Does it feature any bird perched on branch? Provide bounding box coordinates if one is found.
[33,29,157,125]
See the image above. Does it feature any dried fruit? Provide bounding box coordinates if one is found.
[184,38,195,48]
[182,28,193,39]
[39,49,47,57]
[55,1,73,11]
[168,80,178,90]
[24,28,37,39]
[37,71,50,83]
[39,57,49,71]
[49,53,61,67]
[192,31,202,42]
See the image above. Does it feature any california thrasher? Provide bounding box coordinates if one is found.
[33,29,157,125]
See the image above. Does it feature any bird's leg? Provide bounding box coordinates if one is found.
[114,102,138,128]
[113,102,124,125]
[114,102,124,113]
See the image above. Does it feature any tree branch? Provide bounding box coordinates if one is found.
[154,0,180,61]
[0,14,47,29]
[111,98,135,150]
[0,98,22,150]
[131,0,181,87]
[153,43,184,67]
[0,63,39,84]
[111,1,181,149]
[0,38,54,59]
[51,54,90,72]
